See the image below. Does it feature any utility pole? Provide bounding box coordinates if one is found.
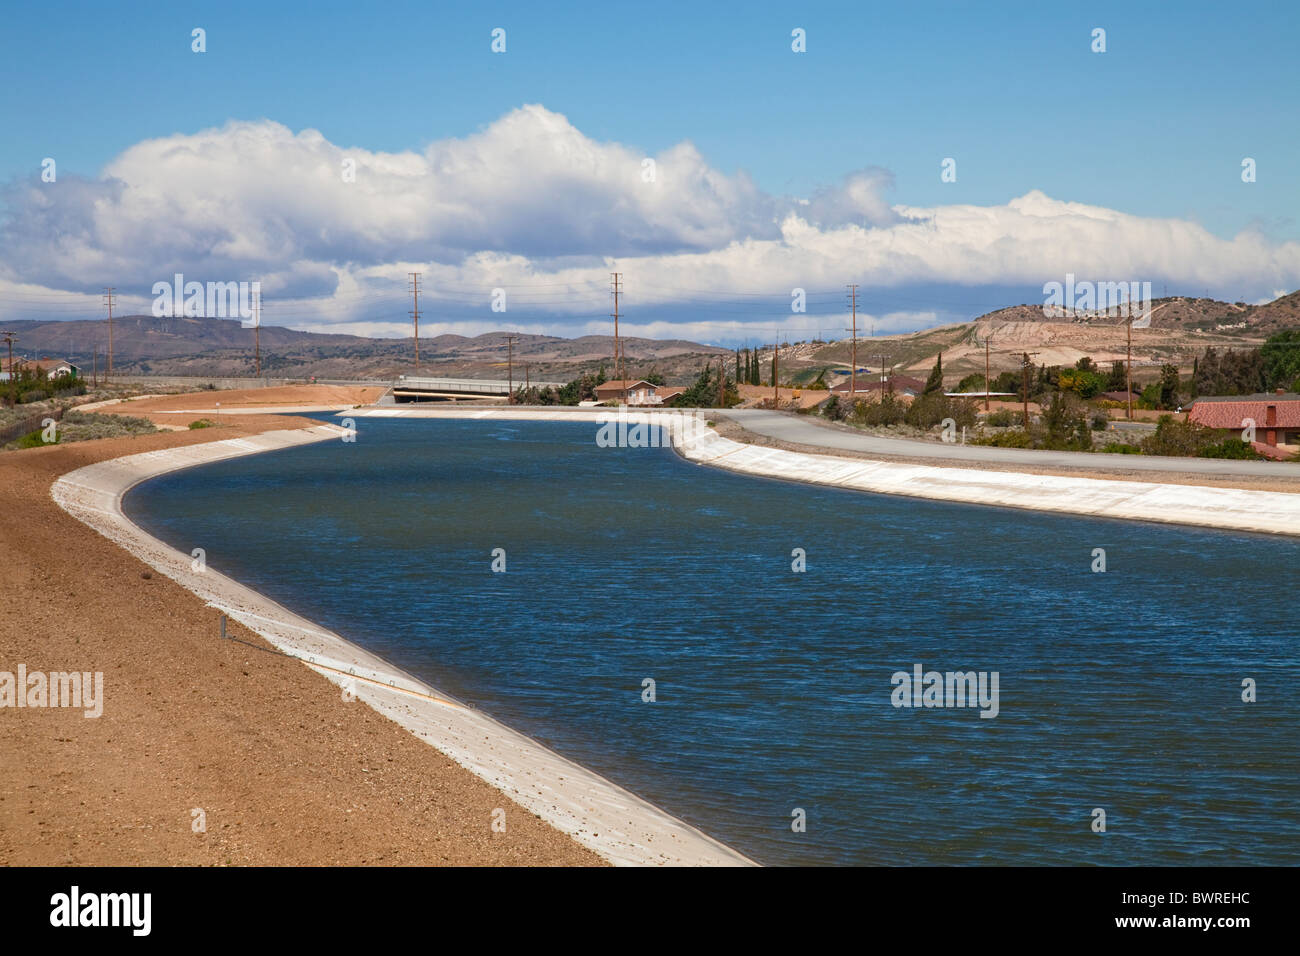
[717,356,726,408]
[772,331,780,408]
[102,288,115,382]
[92,346,98,387]
[253,288,262,378]
[846,284,859,396]
[505,334,519,403]
[1,331,14,406]
[610,272,625,402]
[1019,351,1040,429]
[1125,314,1134,421]
[1021,353,1031,429]
[984,332,991,412]
[409,272,421,371]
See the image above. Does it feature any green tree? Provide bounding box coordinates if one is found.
[859,392,909,426]
[1261,330,1300,391]
[1057,367,1106,399]
[991,370,1020,395]
[1040,391,1092,450]
[906,393,976,430]
[1158,364,1181,408]
[676,363,739,408]
[923,352,944,395]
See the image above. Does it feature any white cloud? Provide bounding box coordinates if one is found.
[2,104,1297,341]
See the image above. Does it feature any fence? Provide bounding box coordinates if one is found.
[0,406,64,445]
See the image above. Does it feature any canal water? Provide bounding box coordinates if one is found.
[125,417,1300,865]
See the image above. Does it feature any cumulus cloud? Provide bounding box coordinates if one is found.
[1,104,1297,340]
[799,168,901,230]
[0,105,779,295]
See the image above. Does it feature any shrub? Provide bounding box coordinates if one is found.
[906,393,976,430]
[974,429,1034,448]
[1090,411,1109,431]
[1200,438,1265,460]
[13,428,55,448]
[1137,415,1246,458]
[985,409,1016,427]
[50,412,158,444]
[1095,441,1143,455]
[1057,367,1106,399]
[854,394,908,426]
[188,418,217,429]
[1040,391,1092,450]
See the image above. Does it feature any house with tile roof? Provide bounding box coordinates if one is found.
[1187,389,1300,455]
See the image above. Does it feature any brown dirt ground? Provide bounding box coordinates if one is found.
[96,384,384,427]
[0,414,602,866]
[735,384,827,410]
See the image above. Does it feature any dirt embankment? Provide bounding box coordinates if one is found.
[0,417,602,866]
[92,384,384,427]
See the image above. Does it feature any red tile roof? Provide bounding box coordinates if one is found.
[1188,394,1300,429]
[594,379,651,392]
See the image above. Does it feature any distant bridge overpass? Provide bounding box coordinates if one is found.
[388,375,565,403]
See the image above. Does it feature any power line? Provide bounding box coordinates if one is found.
[504,333,519,403]
[1,330,15,406]
[846,284,858,396]
[253,288,262,378]
[409,272,421,370]
[102,287,115,382]
[611,272,625,401]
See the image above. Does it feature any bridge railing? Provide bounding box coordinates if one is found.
[395,376,565,395]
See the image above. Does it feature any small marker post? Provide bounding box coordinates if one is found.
[220,614,227,640]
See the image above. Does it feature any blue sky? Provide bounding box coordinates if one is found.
[1,1,1297,341]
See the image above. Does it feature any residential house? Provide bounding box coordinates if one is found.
[1187,390,1300,454]
[593,379,686,406]
[1,357,80,382]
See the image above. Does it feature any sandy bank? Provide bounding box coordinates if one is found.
[1,419,604,866]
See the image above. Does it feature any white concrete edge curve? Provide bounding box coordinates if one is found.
[49,423,756,867]
[348,406,1300,537]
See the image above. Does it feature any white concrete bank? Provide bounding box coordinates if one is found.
[350,406,1300,536]
[50,424,754,867]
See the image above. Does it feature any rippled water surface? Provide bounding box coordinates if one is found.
[125,417,1300,865]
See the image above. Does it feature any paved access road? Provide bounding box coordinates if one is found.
[718,408,1300,478]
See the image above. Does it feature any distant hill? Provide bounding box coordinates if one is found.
[1,314,729,383]
[2,314,368,361]
[764,291,1300,385]
[5,290,1295,385]
[973,292,1300,334]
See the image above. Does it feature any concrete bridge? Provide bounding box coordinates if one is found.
[388,375,565,403]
